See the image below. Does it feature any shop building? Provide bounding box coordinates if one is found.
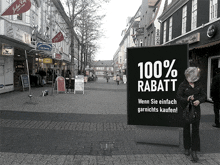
[0,0,80,93]
[158,0,220,101]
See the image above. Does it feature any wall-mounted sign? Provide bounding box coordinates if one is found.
[176,33,200,44]
[4,24,31,44]
[127,44,188,127]
[2,44,14,55]
[37,43,52,51]
[43,58,52,64]
[207,25,217,38]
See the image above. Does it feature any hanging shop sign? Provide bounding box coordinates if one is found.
[54,53,62,60]
[52,32,64,43]
[43,58,52,64]
[127,44,188,127]
[1,0,31,16]
[37,43,52,51]
[207,25,217,38]
[2,44,14,55]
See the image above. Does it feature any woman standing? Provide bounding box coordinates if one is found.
[177,67,206,162]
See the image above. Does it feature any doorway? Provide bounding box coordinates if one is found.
[207,55,220,101]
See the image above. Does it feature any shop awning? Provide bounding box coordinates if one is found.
[190,40,220,50]
[0,35,34,51]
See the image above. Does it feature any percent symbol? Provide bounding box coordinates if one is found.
[163,59,178,78]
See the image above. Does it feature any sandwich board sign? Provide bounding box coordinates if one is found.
[56,76,66,93]
[127,44,188,127]
[20,74,29,91]
[74,75,84,94]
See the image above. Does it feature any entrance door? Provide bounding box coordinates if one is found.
[0,65,5,91]
[207,56,220,101]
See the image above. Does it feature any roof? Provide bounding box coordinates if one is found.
[91,60,113,67]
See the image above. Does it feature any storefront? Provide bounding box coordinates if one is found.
[0,44,14,93]
[0,23,35,92]
[169,20,220,101]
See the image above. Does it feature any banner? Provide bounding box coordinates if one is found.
[52,32,64,43]
[127,44,188,127]
[1,0,31,16]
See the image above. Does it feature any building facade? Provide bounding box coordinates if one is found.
[158,0,220,101]
[0,0,80,93]
[91,60,114,78]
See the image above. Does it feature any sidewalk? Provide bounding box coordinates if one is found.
[0,78,220,165]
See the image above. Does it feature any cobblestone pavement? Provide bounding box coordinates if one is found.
[0,78,220,165]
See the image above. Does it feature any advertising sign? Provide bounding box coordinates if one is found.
[54,53,62,60]
[1,0,31,16]
[56,76,65,93]
[52,32,64,43]
[37,43,52,51]
[127,44,188,127]
[74,75,84,94]
[43,58,52,64]
[20,74,29,89]
[2,44,14,55]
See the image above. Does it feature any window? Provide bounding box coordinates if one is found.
[191,0,197,30]
[210,0,218,20]
[163,21,167,43]
[182,5,187,34]
[17,14,22,20]
[169,17,173,41]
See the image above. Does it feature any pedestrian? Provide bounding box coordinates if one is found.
[116,74,120,85]
[211,68,220,128]
[177,67,206,162]
[106,74,109,83]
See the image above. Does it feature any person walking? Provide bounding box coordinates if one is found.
[177,67,206,162]
[116,74,120,85]
[106,74,109,83]
[211,68,220,128]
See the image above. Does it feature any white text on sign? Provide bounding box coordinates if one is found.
[138,60,178,92]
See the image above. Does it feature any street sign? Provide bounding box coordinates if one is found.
[37,43,52,51]
[127,44,188,127]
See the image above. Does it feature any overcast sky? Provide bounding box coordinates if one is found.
[94,0,142,61]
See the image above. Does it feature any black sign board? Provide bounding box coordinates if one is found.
[127,44,188,127]
[20,74,29,89]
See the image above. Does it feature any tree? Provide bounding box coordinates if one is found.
[61,0,109,75]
